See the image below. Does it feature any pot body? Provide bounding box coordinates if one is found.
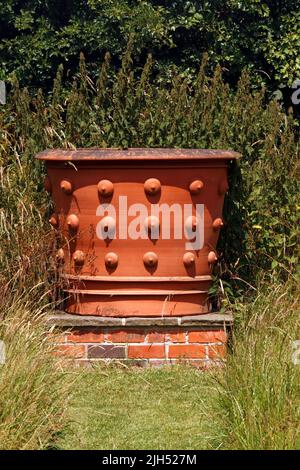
[37,148,238,316]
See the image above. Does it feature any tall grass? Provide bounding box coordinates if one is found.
[207,279,300,449]
[0,291,72,449]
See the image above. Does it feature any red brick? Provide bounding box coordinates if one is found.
[88,344,125,359]
[189,330,227,344]
[147,331,165,342]
[166,329,186,343]
[106,329,145,343]
[168,344,206,359]
[55,344,86,359]
[207,344,226,359]
[67,328,104,343]
[128,344,165,359]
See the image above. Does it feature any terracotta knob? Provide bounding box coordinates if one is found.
[145,216,160,235]
[56,248,65,263]
[60,179,73,194]
[218,180,229,195]
[100,216,116,239]
[143,252,158,268]
[67,214,79,231]
[212,218,224,230]
[185,215,198,231]
[183,252,195,267]
[105,252,118,269]
[189,180,204,195]
[73,250,85,266]
[144,178,161,196]
[44,176,52,193]
[97,179,114,197]
[49,213,59,228]
[208,251,218,264]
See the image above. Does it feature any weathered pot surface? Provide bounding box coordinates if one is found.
[36,148,239,317]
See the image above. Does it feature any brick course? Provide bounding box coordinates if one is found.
[50,315,231,367]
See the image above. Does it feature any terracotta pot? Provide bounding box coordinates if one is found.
[36,148,238,316]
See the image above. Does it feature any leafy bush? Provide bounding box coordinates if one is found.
[1,1,300,92]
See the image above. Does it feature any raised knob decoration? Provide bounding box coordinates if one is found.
[143,252,158,269]
[208,251,218,264]
[97,179,114,197]
[60,179,73,194]
[183,252,195,267]
[67,214,79,231]
[144,215,160,238]
[189,180,204,195]
[185,215,199,239]
[212,218,224,230]
[56,248,65,263]
[144,178,161,196]
[105,252,118,269]
[97,216,116,240]
[73,250,85,266]
[49,213,59,228]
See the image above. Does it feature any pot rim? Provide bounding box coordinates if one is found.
[36,147,240,161]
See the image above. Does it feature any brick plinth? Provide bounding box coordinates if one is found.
[48,312,232,367]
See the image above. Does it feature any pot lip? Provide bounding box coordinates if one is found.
[36,147,240,161]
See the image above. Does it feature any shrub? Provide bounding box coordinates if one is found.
[1,1,300,93]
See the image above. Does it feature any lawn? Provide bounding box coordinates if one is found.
[59,365,215,450]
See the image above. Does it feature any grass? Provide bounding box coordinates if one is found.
[206,279,300,450]
[0,294,74,449]
[59,365,214,450]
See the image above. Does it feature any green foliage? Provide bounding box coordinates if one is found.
[1,51,299,300]
[1,1,300,91]
[207,279,300,449]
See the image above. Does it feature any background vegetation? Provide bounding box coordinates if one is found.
[1,0,300,100]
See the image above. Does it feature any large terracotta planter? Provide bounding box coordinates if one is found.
[36,148,238,317]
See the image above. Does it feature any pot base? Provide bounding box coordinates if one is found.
[63,276,212,316]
